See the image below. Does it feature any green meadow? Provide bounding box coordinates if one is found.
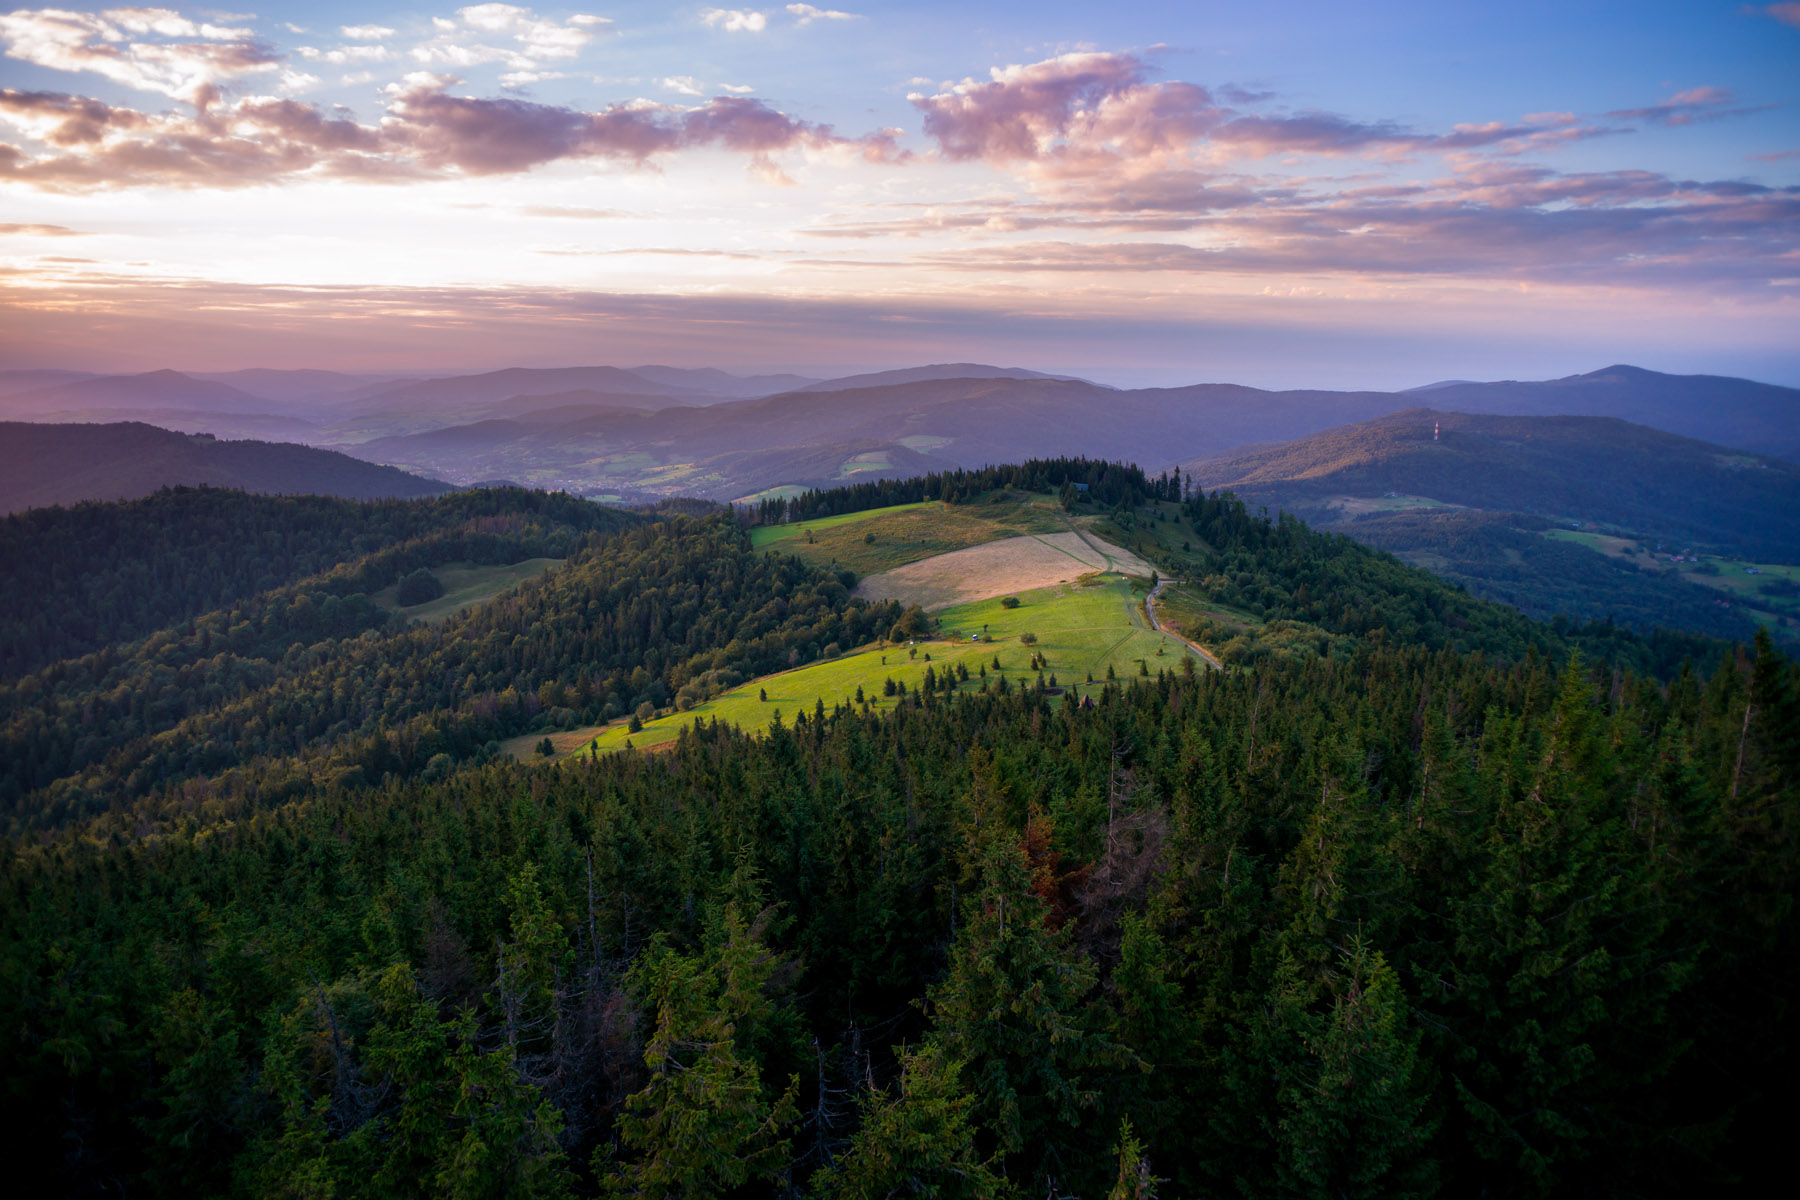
[373,558,564,625]
[576,572,1206,756]
[752,493,1070,576]
[748,501,931,548]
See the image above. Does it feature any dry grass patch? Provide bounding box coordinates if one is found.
[856,532,1155,611]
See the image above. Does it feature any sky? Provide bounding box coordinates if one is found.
[0,1,1796,389]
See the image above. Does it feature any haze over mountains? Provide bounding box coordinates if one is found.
[6,361,1794,507]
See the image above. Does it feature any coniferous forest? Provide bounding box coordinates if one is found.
[2,469,1795,1198]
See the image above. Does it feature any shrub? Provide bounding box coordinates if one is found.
[1019,631,1037,645]
[1000,596,1021,609]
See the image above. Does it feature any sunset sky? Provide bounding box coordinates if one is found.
[1,2,1796,388]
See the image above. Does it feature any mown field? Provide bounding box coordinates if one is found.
[577,572,1205,756]
[372,557,564,624]
[750,492,1070,576]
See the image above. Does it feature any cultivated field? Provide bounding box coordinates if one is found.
[856,531,1154,610]
[373,558,563,624]
[577,571,1206,756]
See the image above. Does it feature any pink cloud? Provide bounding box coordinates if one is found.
[0,75,903,189]
[1606,86,1767,127]
[913,52,1183,163]
[0,7,279,103]
[1762,4,1800,30]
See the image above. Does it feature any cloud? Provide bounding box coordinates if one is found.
[0,86,393,188]
[914,52,1195,164]
[1607,86,1765,127]
[702,9,769,33]
[1761,3,1800,30]
[519,205,632,218]
[0,55,907,190]
[341,24,396,40]
[0,6,280,103]
[409,5,611,71]
[662,76,704,97]
[787,4,860,25]
[0,221,87,236]
[297,44,394,65]
[910,50,1649,184]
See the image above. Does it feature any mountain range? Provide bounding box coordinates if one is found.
[0,422,450,514]
[3,359,1796,512]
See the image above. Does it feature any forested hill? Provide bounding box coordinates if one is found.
[0,465,1793,1196]
[0,487,627,680]
[4,638,1794,1195]
[0,421,450,513]
[1188,409,1800,558]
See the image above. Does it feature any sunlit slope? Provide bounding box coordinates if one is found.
[857,531,1155,610]
[578,573,1204,755]
[749,492,1067,576]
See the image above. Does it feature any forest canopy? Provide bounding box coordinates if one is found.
[1,464,1793,1196]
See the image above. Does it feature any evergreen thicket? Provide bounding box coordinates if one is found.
[4,640,1794,1195]
[0,486,625,680]
[0,470,1793,1196]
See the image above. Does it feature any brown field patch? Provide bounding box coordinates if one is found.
[855,532,1155,611]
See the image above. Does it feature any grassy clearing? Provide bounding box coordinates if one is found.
[749,501,929,548]
[1153,582,1261,636]
[755,492,1070,577]
[1544,528,1660,564]
[734,484,811,505]
[374,558,564,625]
[839,452,892,477]
[576,573,1205,757]
[498,723,610,763]
[1327,494,1462,518]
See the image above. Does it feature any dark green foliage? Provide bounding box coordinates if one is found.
[1,635,1793,1196]
[0,513,896,833]
[396,567,446,606]
[0,485,614,679]
[1353,510,1769,641]
[0,472,1794,1197]
[750,457,1156,526]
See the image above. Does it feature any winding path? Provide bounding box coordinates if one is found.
[1145,576,1224,670]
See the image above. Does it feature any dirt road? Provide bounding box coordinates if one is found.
[1145,576,1224,669]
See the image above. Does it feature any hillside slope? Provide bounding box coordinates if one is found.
[1189,409,1800,556]
[1187,410,1799,639]
[0,421,451,513]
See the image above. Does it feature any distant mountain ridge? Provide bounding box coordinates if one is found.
[1187,408,1800,556]
[6,362,1796,505]
[0,422,451,513]
[790,363,1094,392]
